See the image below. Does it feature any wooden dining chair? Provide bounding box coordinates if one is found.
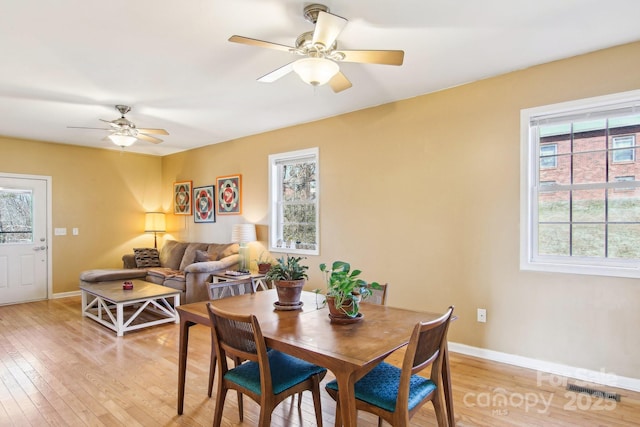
[325,306,454,427]
[367,282,388,305]
[206,303,327,427]
[207,277,255,397]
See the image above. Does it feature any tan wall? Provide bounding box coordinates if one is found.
[163,41,640,378]
[0,138,162,294]
[1,41,638,378]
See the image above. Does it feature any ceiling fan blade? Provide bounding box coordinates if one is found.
[137,133,163,144]
[67,126,111,130]
[137,128,169,135]
[335,49,404,66]
[329,71,352,93]
[258,62,295,83]
[228,35,293,53]
[312,11,347,48]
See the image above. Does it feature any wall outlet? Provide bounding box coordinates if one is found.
[72,228,79,235]
[477,308,487,323]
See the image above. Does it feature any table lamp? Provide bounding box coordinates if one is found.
[145,212,166,249]
[231,223,257,273]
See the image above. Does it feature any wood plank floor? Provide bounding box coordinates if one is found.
[0,296,638,426]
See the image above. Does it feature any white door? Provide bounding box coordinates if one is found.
[0,175,49,304]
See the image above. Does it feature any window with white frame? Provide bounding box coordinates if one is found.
[612,135,636,163]
[520,90,640,278]
[268,148,319,255]
[540,143,558,168]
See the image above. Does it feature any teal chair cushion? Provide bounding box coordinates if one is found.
[225,350,327,395]
[326,362,436,412]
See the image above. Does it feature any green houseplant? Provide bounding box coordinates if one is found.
[265,255,309,307]
[320,261,380,321]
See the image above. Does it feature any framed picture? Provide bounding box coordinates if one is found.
[173,181,192,215]
[216,174,242,215]
[193,185,216,223]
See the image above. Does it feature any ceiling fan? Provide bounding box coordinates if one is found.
[229,3,404,93]
[68,105,169,147]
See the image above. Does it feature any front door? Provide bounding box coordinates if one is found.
[0,174,49,304]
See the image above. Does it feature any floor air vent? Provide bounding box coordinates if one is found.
[566,384,621,402]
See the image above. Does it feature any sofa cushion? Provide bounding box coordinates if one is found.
[207,243,239,260]
[147,267,183,280]
[195,249,215,262]
[160,240,189,270]
[133,248,161,268]
[179,243,210,271]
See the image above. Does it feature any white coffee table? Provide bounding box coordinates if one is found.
[80,279,180,336]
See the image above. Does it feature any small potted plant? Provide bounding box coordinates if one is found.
[319,261,380,322]
[254,251,273,274]
[265,255,308,308]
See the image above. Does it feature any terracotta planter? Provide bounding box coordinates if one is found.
[326,295,364,324]
[274,279,305,305]
[257,263,272,274]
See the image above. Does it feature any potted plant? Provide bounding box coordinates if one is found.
[254,251,273,274]
[265,255,308,308]
[319,261,380,322]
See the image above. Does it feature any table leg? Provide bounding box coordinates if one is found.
[173,295,180,324]
[177,318,195,415]
[81,290,87,316]
[442,342,455,426]
[116,303,124,337]
[335,372,358,427]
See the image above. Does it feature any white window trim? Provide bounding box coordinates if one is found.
[520,89,640,279]
[268,147,319,256]
[612,135,636,163]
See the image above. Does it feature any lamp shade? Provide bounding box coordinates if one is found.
[231,223,257,243]
[145,212,166,232]
[108,133,137,147]
[292,57,339,86]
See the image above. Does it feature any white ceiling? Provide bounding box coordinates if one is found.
[2,0,640,156]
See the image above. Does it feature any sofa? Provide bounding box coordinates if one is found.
[79,240,239,303]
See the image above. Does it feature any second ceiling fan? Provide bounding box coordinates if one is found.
[229,3,404,93]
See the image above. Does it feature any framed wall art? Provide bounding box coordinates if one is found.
[216,174,242,215]
[193,185,216,223]
[173,181,192,215]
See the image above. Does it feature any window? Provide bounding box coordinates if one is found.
[269,148,319,255]
[540,144,558,168]
[614,175,635,192]
[0,188,33,243]
[612,135,636,163]
[521,90,640,278]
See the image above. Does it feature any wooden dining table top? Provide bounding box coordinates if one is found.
[178,289,441,370]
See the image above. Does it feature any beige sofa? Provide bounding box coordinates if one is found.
[79,240,239,303]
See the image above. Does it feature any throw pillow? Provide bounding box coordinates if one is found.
[133,248,161,268]
[195,249,217,263]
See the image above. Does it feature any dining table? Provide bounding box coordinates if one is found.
[176,289,455,427]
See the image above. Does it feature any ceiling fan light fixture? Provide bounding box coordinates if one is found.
[108,133,137,147]
[292,57,339,86]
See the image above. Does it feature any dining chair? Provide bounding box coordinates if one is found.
[367,282,388,305]
[207,277,255,397]
[206,303,328,427]
[325,306,454,427]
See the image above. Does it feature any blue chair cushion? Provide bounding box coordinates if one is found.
[326,362,436,412]
[225,350,327,395]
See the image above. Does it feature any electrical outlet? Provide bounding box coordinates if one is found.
[477,308,487,323]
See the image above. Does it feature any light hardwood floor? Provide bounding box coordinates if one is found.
[1,296,638,426]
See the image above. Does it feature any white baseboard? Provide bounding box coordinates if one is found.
[52,290,81,299]
[449,342,640,393]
